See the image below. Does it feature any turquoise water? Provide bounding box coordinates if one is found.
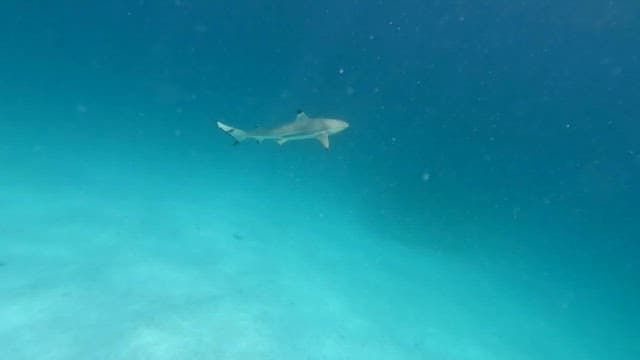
[1,1,638,359]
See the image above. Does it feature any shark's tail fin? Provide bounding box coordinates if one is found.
[217,121,248,145]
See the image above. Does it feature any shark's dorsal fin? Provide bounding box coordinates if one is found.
[296,110,310,122]
[317,133,329,149]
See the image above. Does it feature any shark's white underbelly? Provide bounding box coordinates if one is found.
[279,131,325,140]
[254,131,325,142]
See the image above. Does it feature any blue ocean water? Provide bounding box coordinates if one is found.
[0,1,638,359]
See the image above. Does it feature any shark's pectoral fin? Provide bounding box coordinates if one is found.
[317,134,330,149]
[276,138,288,145]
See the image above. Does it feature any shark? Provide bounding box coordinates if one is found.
[216,110,349,149]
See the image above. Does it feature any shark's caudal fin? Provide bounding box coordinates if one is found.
[217,121,248,145]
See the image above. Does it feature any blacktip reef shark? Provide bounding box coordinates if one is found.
[216,110,349,150]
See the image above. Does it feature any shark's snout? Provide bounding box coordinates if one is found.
[335,119,349,131]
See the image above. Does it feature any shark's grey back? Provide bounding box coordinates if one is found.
[249,115,331,137]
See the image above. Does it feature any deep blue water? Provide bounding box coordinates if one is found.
[1,1,638,359]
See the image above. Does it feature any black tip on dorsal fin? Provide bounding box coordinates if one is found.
[297,109,303,114]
